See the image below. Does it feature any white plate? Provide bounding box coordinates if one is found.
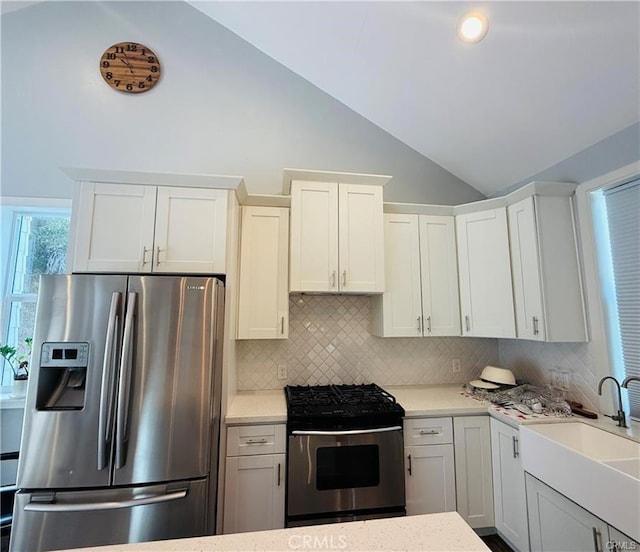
[469,379,501,390]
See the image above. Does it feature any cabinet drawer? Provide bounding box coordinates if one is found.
[404,417,453,445]
[227,424,286,456]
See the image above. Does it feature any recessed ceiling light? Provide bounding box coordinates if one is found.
[457,12,489,44]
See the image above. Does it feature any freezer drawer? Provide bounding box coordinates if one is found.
[9,479,206,552]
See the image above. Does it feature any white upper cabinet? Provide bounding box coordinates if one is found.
[456,207,516,338]
[419,215,461,336]
[371,213,460,337]
[73,183,157,273]
[508,195,587,342]
[153,187,228,273]
[289,181,384,293]
[237,206,289,340]
[73,183,228,274]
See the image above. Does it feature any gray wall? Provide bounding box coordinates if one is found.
[1,1,484,205]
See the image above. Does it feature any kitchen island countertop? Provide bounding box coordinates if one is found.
[66,511,490,552]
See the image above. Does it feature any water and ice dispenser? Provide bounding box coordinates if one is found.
[36,342,89,410]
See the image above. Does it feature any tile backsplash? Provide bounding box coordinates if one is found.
[498,339,598,411]
[237,295,499,390]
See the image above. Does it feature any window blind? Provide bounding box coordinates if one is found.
[604,179,640,418]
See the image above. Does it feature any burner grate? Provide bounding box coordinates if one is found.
[285,383,405,430]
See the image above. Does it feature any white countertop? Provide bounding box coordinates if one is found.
[385,384,487,417]
[67,512,489,552]
[224,384,640,443]
[226,389,287,425]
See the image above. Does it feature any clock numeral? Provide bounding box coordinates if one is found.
[102,61,110,68]
[126,83,133,91]
[137,81,146,89]
[105,53,116,60]
[114,46,124,54]
[146,75,153,82]
[114,79,121,87]
[105,72,113,80]
[147,56,156,63]
[150,66,158,73]
[126,43,137,52]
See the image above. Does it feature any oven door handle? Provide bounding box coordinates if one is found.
[291,426,402,436]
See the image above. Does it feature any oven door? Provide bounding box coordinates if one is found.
[287,426,405,519]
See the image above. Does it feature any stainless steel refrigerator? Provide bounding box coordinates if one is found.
[10,274,225,552]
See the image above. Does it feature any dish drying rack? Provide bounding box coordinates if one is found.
[464,383,572,417]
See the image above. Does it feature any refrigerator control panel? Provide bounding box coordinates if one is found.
[41,342,89,367]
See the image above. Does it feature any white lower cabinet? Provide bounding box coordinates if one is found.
[527,474,639,552]
[526,474,608,552]
[490,418,529,552]
[404,417,456,515]
[223,424,286,534]
[453,416,494,529]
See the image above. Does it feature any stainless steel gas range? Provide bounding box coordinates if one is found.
[285,384,406,527]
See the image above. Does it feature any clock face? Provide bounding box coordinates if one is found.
[100,42,161,93]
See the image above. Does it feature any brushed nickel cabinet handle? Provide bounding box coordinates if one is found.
[281,316,285,335]
[155,246,163,267]
[342,270,347,287]
[426,316,432,333]
[533,316,540,335]
[465,315,471,332]
[331,270,336,289]
[246,438,268,445]
[592,527,601,552]
[407,454,412,476]
[512,435,519,458]
[417,316,422,333]
[420,430,440,436]
[141,246,151,266]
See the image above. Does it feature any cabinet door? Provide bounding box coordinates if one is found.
[153,187,227,273]
[223,453,285,534]
[490,418,529,552]
[290,181,338,292]
[73,183,156,273]
[527,474,608,552]
[456,208,516,338]
[338,184,385,292]
[608,526,639,552]
[371,214,423,336]
[453,416,494,529]
[419,215,461,336]
[508,196,545,340]
[405,444,456,515]
[237,207,289,339]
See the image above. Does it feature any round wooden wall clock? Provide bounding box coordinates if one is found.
[100,42,161,93]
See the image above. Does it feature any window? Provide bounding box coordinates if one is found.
[594,178,640,419]
[1,204,71,384]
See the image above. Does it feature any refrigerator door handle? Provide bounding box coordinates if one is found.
[98,292,121,471]
[115,292,137,470]
[23,489,187,512]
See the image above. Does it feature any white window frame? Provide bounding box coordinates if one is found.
[0,197,71,388]
[574,162,640,420]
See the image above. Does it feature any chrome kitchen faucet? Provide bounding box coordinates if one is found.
[597,376,628,428]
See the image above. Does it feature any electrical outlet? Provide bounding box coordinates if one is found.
[277,364,288,380]
[452,359,461,373]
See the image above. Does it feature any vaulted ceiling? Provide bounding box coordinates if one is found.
[189,1,640,196]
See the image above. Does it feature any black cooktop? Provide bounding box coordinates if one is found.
[285,383,405,431]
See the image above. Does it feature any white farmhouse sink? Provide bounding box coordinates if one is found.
[520,422,640,541]
[524,422,640,460]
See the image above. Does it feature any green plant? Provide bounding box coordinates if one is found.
[0,337,32,380]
